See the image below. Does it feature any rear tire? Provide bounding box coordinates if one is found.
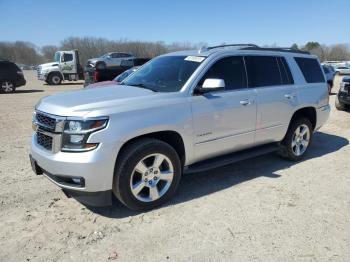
[113,138,182,211]
[335,96,347,111]
[47,73,62,85]
[279,118,313,161]
[0,80,15,93]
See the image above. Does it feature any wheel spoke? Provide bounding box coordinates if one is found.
[149,186,160,200]
[301,140,309,147]
[300,126,308,136]
[295,145,301,155]
[291,139,297,147]
[131,181,145,195]
[295,127,301,136]
[158,170,174,181]
[135,161,148,174]
[153,154,165,168]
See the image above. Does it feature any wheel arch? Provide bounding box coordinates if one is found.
[116,130,186,167]
[289,106,317,131]
[47,71,63,81]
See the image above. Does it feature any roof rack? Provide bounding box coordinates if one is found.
[199,44,310,55]
[241,46,310,55]
[199,44,259,53]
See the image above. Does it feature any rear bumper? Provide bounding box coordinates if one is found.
[15,77,26,87]
[315,104,330,131]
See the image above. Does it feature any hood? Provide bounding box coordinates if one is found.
[39,62,59,68]
[36,84,159,116]
[85,81,117,88]
[87,58,99,64]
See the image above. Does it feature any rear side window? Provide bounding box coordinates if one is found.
[245,56,281,87]
[277,57,294,85]
[200,56,247,90]
[294,57,325,83]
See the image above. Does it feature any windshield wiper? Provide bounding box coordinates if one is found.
[126,83,158,92]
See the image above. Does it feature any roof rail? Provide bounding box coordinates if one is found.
[198,44,311,55]
[199,44,259,53]
[241,46,311,55]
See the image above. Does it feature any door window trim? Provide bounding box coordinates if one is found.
[191,55,249,96]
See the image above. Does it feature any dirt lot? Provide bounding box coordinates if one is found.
[0,71,349,262]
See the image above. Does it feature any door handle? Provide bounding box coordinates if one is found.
[284,94,295,99]
[240,99,250,106]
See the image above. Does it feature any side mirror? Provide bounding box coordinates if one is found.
[196,78,225,94]
[106,55,111,59]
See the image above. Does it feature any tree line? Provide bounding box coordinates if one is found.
[0,37,349,66]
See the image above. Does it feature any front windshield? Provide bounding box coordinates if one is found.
[122,55,205,92]
[54,52,60,62]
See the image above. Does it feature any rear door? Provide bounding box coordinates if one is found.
[191,56,257,161]
[245,55,296,144]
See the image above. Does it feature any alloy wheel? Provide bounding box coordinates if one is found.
[1,81,14,93]
[291,124,310,156]
[130,153,174,202]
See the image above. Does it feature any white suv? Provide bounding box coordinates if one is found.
[30,44,330,210]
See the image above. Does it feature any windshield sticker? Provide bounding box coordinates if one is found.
[184,56,205,63]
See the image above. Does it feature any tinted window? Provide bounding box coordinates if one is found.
[63,53,73,62]
[277,57,294,85]
[245,56,281,87]
[199,56,247,90]
[322,66,330,74]
[123,56,204,92]
[294,57,325,83]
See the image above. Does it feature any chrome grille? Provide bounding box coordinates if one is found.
[36,113,56,130]
[37,132,53,150]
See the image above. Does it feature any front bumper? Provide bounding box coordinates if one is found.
[315,104,330,131]
[30,135,119,206]
[338,91,350,105]
[37,73,47,81]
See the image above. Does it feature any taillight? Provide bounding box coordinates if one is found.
[93,71,99,82]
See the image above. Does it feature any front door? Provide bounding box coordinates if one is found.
[191,56,257,162]
[60,51,76,74]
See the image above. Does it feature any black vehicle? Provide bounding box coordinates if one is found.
[84,58,150,87]
[0,60,26,93]
[335,77,350,111]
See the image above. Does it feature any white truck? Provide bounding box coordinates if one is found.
[37,50,84,85]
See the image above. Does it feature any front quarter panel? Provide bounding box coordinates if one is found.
[87,96,195,165]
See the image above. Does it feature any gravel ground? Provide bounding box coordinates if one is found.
[0,71,349,262]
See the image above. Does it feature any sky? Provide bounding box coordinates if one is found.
[0,0,349,47]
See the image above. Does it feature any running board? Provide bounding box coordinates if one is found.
[184,143,280,174]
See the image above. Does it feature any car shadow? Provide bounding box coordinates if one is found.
[44,83,83,86]
[10,89,44,94]
[86,131,349,218]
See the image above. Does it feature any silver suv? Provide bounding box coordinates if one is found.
[30,44,330,210]
[87,52,135,69]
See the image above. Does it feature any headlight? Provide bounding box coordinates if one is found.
[61,117,108,152]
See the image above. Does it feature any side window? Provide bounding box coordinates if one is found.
[245,56,282,87]
[63,53,73,62]
[294,57,325,83]
[111,53,123,58]
[322,66,330,74]
[277,57,294,85]
[199,56,247,91]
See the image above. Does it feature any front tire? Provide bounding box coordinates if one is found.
[47,73,62,85]
[113,138,182,211]
[96,62,106,70]
[279,118,313,161]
